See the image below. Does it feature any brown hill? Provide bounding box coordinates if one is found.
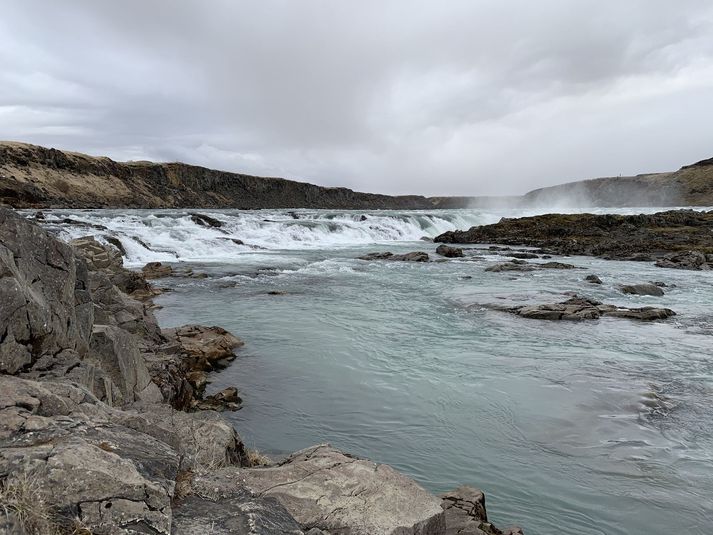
[0,141,432,209]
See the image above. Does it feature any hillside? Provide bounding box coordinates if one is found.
[0,141,432,209]
[521,158,713,207]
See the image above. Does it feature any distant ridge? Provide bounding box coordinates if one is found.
[0,141,711,209]
[0,142,432,210]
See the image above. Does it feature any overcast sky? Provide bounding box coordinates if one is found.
[1,1,713,196]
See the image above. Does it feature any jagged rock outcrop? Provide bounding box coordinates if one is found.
[436,210,713,269]
[0,208,93,375]
[0,142,432,210]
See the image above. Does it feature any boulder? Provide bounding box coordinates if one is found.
[88,325,163,405]
[163,324,244,366]
[655,250,711,270]
[485,260,576,272]
[436,245,464,258]
[358,251,430,262]
[0,208,93,374]
[143,261,174,279]
[620,283,665,297]
[494,296,675,322]
[585,274,602,284]
[189,212,225,228]
[70,236,123,271]
[194,444,446,535]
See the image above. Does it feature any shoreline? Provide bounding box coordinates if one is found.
[0,206,524,534]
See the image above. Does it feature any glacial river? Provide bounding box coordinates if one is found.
[48,207,713,535]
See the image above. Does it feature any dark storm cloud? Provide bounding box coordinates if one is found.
[1,1,712,195]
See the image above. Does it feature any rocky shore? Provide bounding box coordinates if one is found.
[0,207,524,534]
[435,209,713,269]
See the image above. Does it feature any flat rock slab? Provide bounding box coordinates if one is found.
[359,251,430,262]
[172,492,305,535]
[193,444,446,535]
[491,296,675,322]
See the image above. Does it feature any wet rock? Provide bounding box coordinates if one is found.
[194,444,446,535]
[485,261,535,272]
[190,212,225,228]
[508,252,539,259]
[440,486,522,535]
[585,274,603,284]
[620,283,665,296]
[194,386,243,412]
[142,261,174,279]
[163,324,243,365]
[485,260,576,272]
[436,244,465,258]
[358,251,430,262]
[494,296,675,322]
[655,250,711,270]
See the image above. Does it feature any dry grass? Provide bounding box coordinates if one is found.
[0,471,61,535]
[245,448,271,467]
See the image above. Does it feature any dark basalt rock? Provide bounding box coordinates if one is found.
[620,283,665,296]
[485,260,576,272]
[358,251,430,262]
[435,210,713,270]
[491,296,675,322]
[190,212,225,228]
[585,274,603,284]
[436,244,465,258]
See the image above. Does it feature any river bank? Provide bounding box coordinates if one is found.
[0,207,524,534]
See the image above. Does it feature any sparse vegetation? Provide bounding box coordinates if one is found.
[245,448,271,467]
[0,471,60,535]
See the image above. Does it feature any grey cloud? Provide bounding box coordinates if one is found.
[1,0,712,195]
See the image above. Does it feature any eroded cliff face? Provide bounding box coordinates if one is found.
[0,142,432,209]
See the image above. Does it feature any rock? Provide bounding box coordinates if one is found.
[70,236,123,271]
[655,250,710,270]
[585,274,602,284]
[359,251,430,262]
[485,260,576,272]
[436,244,464,258]
[494,296,675,322]
[508,252,538,259]
[163,324,243,365]
[193,444,446,535]
[0,377,179,535]
[435,211,713,267]
[620,283,665,296]
[539,262,576,269]
[172,491,305,535]
[440,487,525,535]
[88,325,163,405]
[485,262,535,272]
[142,261,174,279]
[0,208,93,374]
[190,212,225,228]
[195,387,243,412]
[89,270,163,341]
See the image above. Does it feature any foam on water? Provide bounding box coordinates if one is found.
[35,206,708,267]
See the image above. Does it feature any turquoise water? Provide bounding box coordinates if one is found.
[49,208,713,534]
